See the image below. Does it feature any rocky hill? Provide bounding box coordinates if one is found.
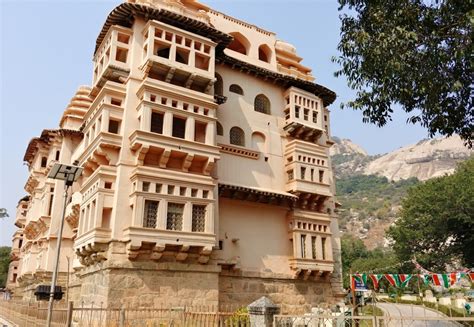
[332,135,472,249]
[332,135,472,181]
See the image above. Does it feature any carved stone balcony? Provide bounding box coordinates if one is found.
[129,130,219,175]
[123,226,215,263]
[141,20,216,94]
[92,26,132,93]
[289,258,334,278]
[283,87,325,142]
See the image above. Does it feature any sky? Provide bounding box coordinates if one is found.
[0,0,429,246]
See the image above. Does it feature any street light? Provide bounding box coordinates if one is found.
[46,163,82,327]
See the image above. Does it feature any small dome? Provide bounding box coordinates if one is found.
[275,40,296,54]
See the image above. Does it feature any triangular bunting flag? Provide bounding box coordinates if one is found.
[469,272,474,282]
[432,274,456,288]
[419,274,431,285]
[369,274,383,289]
[399,274,413,288]
[384,274,399,287]
[353,273,368,286]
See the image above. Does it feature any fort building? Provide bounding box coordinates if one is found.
[7,0,343,314]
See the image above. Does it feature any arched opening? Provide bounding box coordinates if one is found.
[229,127,245,146]
[258,44,272,63]
[228,32,250,55]
[229,84,244,95]
[216,122,223,136]
[215,73,223,96]
[254,94,271,114]
[251,132,266,152]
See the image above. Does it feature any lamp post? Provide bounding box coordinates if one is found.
[46,163,82,327]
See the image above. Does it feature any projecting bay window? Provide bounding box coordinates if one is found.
[167,203,184,231]
[143,200,158,228]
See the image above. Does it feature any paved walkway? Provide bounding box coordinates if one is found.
[377,303,459,327]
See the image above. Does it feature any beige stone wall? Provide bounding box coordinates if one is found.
[76,261,220,308]
[219,274,337,315]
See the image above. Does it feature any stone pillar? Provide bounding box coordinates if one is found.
[247,296,280,327]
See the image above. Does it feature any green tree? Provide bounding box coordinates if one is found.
[0,246,11,288]
[334,0,473,146]
[341,235,400,288]
[388,157,474,270]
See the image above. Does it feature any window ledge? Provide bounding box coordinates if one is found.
[218,143,259,160]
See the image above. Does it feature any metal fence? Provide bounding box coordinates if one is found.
[0,300,250,327]
[274,314,474,327]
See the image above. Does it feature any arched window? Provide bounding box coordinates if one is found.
[254,94,271,114]
[215,73,223,96]
[229,84,244,95]
[216,122,223,136]
[258,44,272,63]
[228,32,250,55]
[229,127,245,146]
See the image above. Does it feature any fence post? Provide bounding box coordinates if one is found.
[247,296,280,327]
[66,301,73,327]
[119,306,126,327]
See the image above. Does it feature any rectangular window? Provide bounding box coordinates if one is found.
[303,109,309,121]
[192,205,206,232]
[172,116,186,139]
[322,237,327,260]
[295,106,300,119]
[301,234,306,258]
[310,168,314,182]
[108,120,120,134]
[155,183,162,193]
[300,167,306,180]
[143,200,158,228]
[167,203,184,231]
[151,112,164,134]
[312,111,318,123]
[319,170,324,183]
[311,236,317,259]
[287,170,294,181]
[47,194,54,216]
[142,182,150,192]
[41,157,47,168]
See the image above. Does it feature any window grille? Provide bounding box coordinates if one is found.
[192,205,206,232]
[229,84,244,95]
[151,112,164,134]
[229,127,245,146]
[144,200,158,228]
[167,203,183,231]
[287,170,294,181]
[172,117,186,139]
[254,94,271,114]
[322,237,327,260]
[301,234,306,258]
[311,236,317,259]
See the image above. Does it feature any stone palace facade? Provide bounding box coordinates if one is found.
[6,0,343,314]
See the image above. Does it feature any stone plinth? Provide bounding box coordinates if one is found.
[439,297,452,306]
[248,296,280,327]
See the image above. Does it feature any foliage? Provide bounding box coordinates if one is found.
[388,157,474,270]
[336,175,418,229]
[334,0,473,146]
[341,234,400,289]
[227,307,250,326]
[0,246,11,288]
